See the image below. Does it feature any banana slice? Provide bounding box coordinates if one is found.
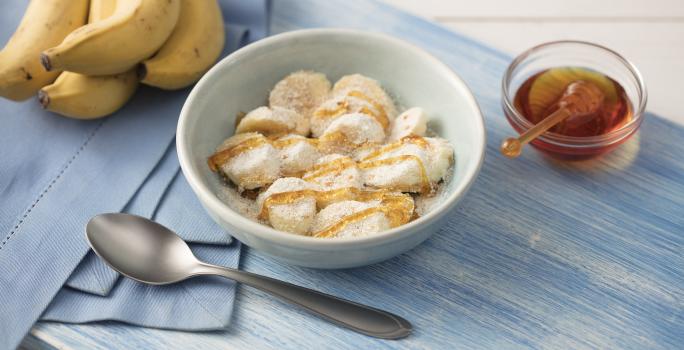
[332,74,397,120]
[310,200,390,238]
[211,133,280,190]
[257,178,318,235]
[269,70,331,119]
[235,106,309,136]
[424,137,454,183]
[302,154,362,191]
[311,94,385,137]
[388,107,428,142]
[360,142,432,193]
[318,113,385,154]
[274,134,322,177]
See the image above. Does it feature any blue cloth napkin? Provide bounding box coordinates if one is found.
[0,1,270,349]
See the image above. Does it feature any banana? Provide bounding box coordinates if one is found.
[38,69,138,119]
[139,0,225,90]
[39,0,139,119]
[88,0,119,23]
[387,107,428,142]
[41,0,181,76]
[0,0,88,101]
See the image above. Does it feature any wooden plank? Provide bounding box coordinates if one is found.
[25,0,684,349]
[382,0,684,19]
[439,21,684,123]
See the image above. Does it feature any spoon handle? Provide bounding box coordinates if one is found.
[195,263,412,339]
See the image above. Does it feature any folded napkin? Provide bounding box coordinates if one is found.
[0,1,270,349]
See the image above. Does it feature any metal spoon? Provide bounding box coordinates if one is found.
[85,213,412,339]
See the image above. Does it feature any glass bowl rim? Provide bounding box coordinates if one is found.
[501,40,648,146]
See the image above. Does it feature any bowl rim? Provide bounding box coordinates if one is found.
[177,28,486,249]
[501,40,648,147]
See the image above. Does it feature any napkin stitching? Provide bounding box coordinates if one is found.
[0,120,107,251]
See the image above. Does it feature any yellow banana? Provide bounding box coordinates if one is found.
[39,0,139,119]
[88,0,119,23]
[42,0,181,76]
[0,0,88,101]
[139,0,225,90]
[38,69,138,119]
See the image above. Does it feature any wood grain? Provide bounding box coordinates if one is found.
[25,0,684,349]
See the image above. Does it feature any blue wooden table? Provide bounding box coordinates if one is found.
[25,0,683,349]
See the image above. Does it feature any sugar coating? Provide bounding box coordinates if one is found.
[235,106,309,136]
[212,71,456,237]
[319,113,385,153]
[257,178,319,234]
[333,74,397,120]
[310,200,390,238]
[218,133,280,190]
[276,134,322,176]
[269,70,331,119]
[303,154,362,190]
[424,137,454,182]
[216,132,262,151]
[388,107,428,142]
[361,143,431,192]
[222,144,280,190]
[311,95,382,137]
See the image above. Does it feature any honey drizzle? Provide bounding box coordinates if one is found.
[311,90,390,130]
[209,135,317,172]
[346,90,390,130]
[209,135,433,193]
[208,135,268,171]
[360,135,430,161]
[271,137,319,149]
[302,156,356,181]
[314,192,414,238]
[257,186,414,238]
[358,155,432,193]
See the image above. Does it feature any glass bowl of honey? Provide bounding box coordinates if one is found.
[502,40,647,160]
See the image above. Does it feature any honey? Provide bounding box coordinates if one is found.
[513,67,632,137]
[258,186,415,238]
[209,134,434,194]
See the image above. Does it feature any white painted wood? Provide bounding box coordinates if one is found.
[383,0,684,18]
[383,0,684,125]
[440,22,684,121]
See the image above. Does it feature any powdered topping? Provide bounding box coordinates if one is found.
[318,113,385,153]
[235,106,309,136]
[332,74,398,120]
[388,107,428,141]
[209,71,455,237]
[302,154,362,190]
[269,70,331,119]
[311,93,386,137]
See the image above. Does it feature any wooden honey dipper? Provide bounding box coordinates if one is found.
[501,80,605,158]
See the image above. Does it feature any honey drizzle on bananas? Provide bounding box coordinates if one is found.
[209,134,434,193]
[258,187,414,238]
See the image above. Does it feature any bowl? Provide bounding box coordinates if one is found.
[502,40,647,161]
[177,29,485,268]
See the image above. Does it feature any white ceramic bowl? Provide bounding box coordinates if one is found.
[177,29,485,268]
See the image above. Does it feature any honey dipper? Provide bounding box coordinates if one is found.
[501,80,605,158]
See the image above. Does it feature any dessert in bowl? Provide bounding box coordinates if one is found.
[177,29,485,268]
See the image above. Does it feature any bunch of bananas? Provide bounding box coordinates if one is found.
[0,0,225,119]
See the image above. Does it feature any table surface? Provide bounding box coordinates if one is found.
[24,1,684,349]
